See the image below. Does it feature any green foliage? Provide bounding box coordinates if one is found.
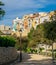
[28,23,51,48]
[28,27,34,40]
[28,20,56,49]
[0,1,5,19]
[50,10,56,21]
[26,48,37,53]
[39,48,44,52]
[14,36,28,51]
[27,40,37,48]
[0,36,16,47]
[0,8,5,16]
[26,48,31,53]
[43,21,56,42]
[0,31,4,35]
[55,52,56,58]
[0,1,4,6]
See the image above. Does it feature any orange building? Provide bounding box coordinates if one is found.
[24,19,28,29]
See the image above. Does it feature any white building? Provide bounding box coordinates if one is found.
[40,15,50,24]
[0,25,5,31]
[5,26,11,30]
[12,17,24,32]
[39,12,47,16]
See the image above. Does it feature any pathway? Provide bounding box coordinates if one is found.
[10,52,56,65]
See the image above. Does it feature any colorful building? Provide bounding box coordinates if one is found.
[12,11,54,36]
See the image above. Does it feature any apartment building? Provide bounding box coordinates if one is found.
[0,25,11,35]
[12,17,24,32]
[0,25,4,31]
[0,25,11,31]
[5,26,11,30]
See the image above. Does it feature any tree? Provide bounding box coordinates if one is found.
[28,23,51,48]
[50,10,56,21]
[12,34,28,52]
[28,20,56,56]
[0,1,5,19]
[43,22,56,41]
[28,28,38,48]
[43,21,56,59]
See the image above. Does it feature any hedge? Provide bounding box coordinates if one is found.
[0,36,16,47]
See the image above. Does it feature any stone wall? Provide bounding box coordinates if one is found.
[0,47,18,64]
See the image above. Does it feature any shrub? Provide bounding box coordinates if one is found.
[0,36,16,47]
[39,48,43,52]
[55,52,56,58]
[26,48,31,53]
[26,48,37,53]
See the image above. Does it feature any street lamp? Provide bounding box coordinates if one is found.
[19,29,22,62]
[52,43,54,60]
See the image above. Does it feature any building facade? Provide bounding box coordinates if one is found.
[12,11,54,37]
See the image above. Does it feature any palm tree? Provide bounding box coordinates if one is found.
[0,1,5,19]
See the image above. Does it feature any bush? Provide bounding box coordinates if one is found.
[26,48,31,53]
[0,36,16,47]
[26,48,37,53]
[55,52,56,58]
[39,48,43,52]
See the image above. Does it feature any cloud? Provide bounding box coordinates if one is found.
[2,0,45,11]
[2,0,56,12]
[1,0,56,26]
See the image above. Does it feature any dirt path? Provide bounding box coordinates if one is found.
[22,53,52,61]
[10,52,56,65]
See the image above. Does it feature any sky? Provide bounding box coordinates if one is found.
[0,0,56,26]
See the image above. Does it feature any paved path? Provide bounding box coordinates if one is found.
[10,53,56,65]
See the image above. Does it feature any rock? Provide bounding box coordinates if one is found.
[0,47,18,64]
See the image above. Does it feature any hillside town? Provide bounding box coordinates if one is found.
[12,11,55,37]
[0,11,55,36]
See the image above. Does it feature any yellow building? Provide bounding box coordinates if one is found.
[32,19,37,29]
[24,19,28,29]
[49,11,55,17]
[16,24,20,31]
